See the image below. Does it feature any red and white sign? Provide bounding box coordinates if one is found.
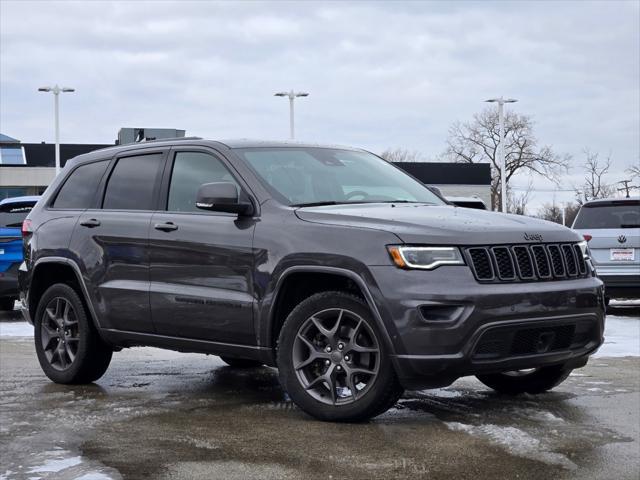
[610,248,635,261]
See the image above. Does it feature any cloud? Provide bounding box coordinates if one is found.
[1,0,638,209]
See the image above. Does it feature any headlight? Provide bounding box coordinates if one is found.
[387,246,465,270]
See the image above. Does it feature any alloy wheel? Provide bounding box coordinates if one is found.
[292,308,380,405]
[40,297,80,371]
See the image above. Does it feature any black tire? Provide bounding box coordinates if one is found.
[0,298,15,311]
[476,365,572,395]
[220,356,263,368]
[277,291,403,422]
[34,283,112,384]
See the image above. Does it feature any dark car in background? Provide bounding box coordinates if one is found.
[572,198,640,300]
[18,139,605,421]
[1,196,39,310]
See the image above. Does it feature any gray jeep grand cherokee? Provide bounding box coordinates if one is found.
[18,139,605,422]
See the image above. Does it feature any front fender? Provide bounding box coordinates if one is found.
[257,262,401,365]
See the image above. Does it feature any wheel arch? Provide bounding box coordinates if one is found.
[29,257,102,332]
[265,266,397,361]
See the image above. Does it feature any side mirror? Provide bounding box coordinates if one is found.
[196,182,254,216]
[427,185,443,197]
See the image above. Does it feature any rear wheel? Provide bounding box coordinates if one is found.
[476,365,572,395]
[34,283,112,384]
[278,291,403,422]
[220,356,263,368]
[0,298,15,311]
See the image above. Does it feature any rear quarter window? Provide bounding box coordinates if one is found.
[52,160,110,209]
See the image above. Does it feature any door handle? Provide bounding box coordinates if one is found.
[80,219,101,228]
[154,222,178,232]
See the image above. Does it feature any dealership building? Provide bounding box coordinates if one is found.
[0,129,183,199]
[1,131,491,206]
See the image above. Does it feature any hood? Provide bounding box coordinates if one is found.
[295,203,581,245]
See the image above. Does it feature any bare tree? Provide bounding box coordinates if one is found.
[506,181,533,216]
[380,148,424,163]
[536,202,579,226]
[446,107,570,211]
[564,202,581,227]
[574,149,616,204]
[537,203,563,224]
[627,163,640,179]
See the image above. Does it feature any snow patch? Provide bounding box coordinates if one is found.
[594,315,640,357]
[0,321,33,337]
[418,388,464,398]
[28,454,82,473]
[75,473,117,480]
[445,422,577,469]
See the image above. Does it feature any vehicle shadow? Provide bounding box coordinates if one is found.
[607,300,640,317]
[0,308,22,322]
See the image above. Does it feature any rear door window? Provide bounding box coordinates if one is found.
[52,160,109,209]
[573,201,640,229]
[103,154,164,210]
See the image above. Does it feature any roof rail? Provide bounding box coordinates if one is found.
[86,136,205,154]
[124,136,203,145]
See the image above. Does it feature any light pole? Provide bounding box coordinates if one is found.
[38,85,75,176]
[485,97,517,213]
[274,90,309,139]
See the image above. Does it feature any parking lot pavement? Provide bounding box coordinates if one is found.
[1,304,638,480]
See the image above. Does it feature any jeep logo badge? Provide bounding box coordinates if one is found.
[524,232,543,242]
[618,235,627,244]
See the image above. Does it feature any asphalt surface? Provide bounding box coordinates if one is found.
[1,304,638,480]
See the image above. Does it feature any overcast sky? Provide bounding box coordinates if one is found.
[1,0,638,208]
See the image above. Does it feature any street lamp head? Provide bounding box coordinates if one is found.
[38,87,52,92]
[61,87,75,93]
[295,92,309,97]
[485,97,518,104]
[274,92,288,97]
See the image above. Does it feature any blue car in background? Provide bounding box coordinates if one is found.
[0,196,39,311]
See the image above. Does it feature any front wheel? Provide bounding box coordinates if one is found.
[277,291,403,422]
[34,283,113,384]
[476,365,572,395]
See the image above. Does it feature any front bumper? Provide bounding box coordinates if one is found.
[392,314,600,389]
[368,266,605,390]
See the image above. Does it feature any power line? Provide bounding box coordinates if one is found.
[508,185,576,192]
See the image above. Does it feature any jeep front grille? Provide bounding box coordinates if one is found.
[465,243,589,283]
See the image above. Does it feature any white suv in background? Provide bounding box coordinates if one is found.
[572,198,640,301]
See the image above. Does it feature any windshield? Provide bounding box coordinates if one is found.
[573,201,640,229]
[235,147,445,206]
[0,201,35,228]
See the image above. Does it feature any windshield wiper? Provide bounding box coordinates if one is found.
[374,200,438,205]
[292,201,350,207]
[292,200,439,207]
